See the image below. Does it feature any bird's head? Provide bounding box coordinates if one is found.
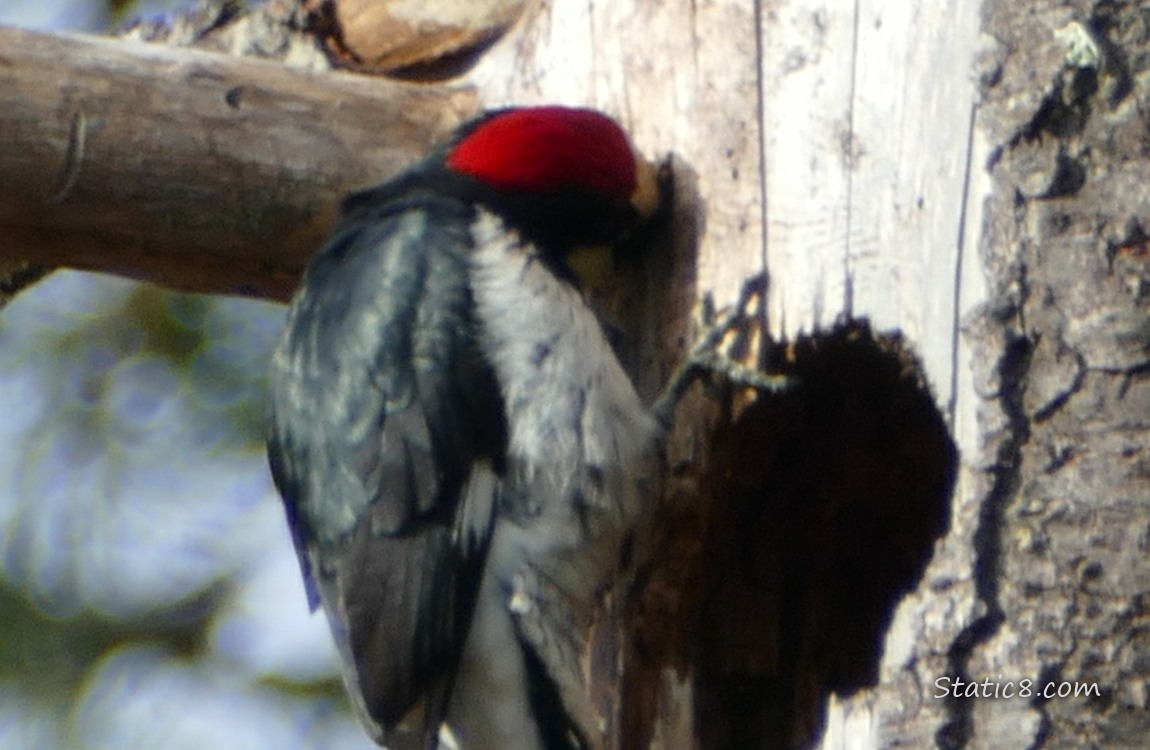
[441,106,662,289]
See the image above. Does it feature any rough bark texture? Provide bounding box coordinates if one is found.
[932,3,1150,747]
[832,2,1150,749]
[2,0,1149,748]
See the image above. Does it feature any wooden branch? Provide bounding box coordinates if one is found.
[0,25,478,299]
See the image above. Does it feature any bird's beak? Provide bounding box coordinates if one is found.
[630,151,660,220]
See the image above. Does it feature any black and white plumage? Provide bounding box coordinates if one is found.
[266,107,662,750]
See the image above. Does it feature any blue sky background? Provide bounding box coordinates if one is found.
[0,3,376,748]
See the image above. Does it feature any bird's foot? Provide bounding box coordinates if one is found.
[654,274,795,425]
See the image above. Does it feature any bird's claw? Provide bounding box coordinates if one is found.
[654,274,795,424]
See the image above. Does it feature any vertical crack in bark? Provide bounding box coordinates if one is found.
[50,108,87,204]
[947,103,978,425]
[752,0,772,334]
[936,328,1033,749]
[841,0,862,319]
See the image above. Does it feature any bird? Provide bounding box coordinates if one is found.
[266,106,664,750]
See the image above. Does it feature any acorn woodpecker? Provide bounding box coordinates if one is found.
[267,107,662,750]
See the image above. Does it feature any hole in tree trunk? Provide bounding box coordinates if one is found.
[693,320,957,750]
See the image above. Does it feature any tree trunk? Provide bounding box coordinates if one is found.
[471,2,1150,747]
[3,0,1148,747]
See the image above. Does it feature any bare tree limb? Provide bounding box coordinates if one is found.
[0,25,478,299]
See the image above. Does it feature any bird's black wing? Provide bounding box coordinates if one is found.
[267,191,505,747]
